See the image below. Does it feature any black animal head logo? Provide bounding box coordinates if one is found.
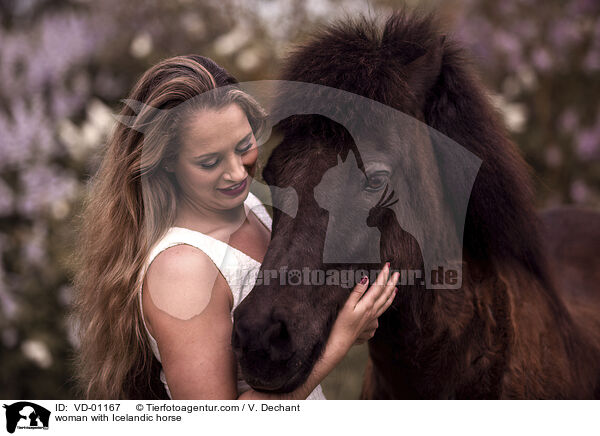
[3,402,50,434]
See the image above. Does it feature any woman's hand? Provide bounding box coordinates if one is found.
[353,318,379,346]
[327,263,399,354]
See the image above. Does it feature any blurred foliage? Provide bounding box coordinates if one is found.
[0,0,598,399]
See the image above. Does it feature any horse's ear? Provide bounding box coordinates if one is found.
[404,35,445,105]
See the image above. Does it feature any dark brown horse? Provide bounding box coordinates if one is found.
[231,12,600,399]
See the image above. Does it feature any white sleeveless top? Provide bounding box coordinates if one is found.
[138,192,326,400]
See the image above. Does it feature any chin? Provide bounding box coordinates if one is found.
[214,190,248,206]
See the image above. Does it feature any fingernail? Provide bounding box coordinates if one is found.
[385,261,390,268]
[360,276,368,285]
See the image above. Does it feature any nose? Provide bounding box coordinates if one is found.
[232,309,295,362]
[224,154,247,183]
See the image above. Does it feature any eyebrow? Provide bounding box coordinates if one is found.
[192,132,253,160]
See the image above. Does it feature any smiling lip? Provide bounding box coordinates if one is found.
[217,178,247,196]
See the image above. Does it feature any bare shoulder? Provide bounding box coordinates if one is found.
[144,244,232,320]
[142,244,238,398]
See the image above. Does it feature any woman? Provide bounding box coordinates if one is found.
[73,55,398,399]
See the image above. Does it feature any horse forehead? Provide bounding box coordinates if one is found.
[274,146,336,183]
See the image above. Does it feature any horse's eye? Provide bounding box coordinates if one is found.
[363,172,389,192]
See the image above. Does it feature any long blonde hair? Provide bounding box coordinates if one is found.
[72,55,267,399]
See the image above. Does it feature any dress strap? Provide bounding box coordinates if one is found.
[245,191,272,230]
[145,228,242,285]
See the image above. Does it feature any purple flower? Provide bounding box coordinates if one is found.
[0,280,18,320]
[493,30,525,71]
[494,30,521,56]
[576,128,600,160]
[559,108,579,133]
[548,19,582,51]
[17,164,77,217]
[51,84,86,120]
[511,19,538,42]
[0,98,57,171]
[22,223,47,266]
[570,179,590,203]
[454,16,496,65]
[567,0,600,16]
[532,47,553,72]
[584,48,600,72]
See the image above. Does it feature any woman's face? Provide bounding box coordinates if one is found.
[170,103,259,212]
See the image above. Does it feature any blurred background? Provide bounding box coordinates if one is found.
[0,0,598,399]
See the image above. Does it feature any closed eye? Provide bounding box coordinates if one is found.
[197,159,219,169]
[236,142,253,154]
[195,140,254,169]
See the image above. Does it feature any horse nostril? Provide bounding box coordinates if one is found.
[233,312,295,362]
[263,319,294,362]
[264,320,288,347]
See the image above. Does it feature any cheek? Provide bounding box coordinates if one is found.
[178,165,219,191]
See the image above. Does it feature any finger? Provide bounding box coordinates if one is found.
[374,271,399,309]
[375,284,398,317]
[347,275,369,307]
[357,262,391,308]
[373,262,391,287]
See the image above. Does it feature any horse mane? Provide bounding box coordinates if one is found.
[274,10,557,298]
